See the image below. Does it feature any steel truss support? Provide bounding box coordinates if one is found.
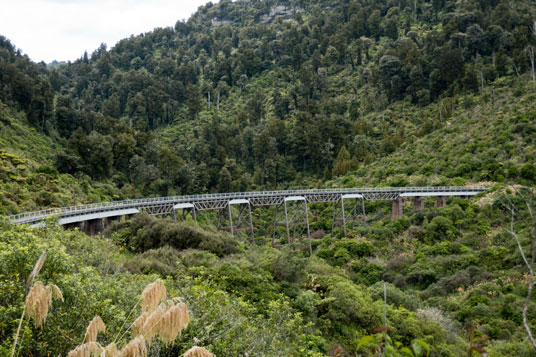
[272,196,312,256]
[141,203,174,216]
[172,203,197,223]
[332,194,366,236]
[216,199,255,244]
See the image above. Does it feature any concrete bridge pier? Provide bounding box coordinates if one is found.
[436,196,446,208]
[83,219,103,236]
[413,197,424,212]
[391,197,403,219]
[103,215,121,229]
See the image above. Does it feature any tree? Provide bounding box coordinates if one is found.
[126,93,147,127]
[217,167,232,193]
[527,21,536,81]
[55,95,81,137]
[246,90,265,124]
[158,146,184,185]
[367,10,382,40]
[332,146,357,177]
[521,163,536,183]
[185,84,202,119]
[102,93,121,118]
[54,150,81,174]
[82,132,114,179]
[379,55,403,100]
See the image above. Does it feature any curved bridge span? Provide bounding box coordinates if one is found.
[8,186,487,254]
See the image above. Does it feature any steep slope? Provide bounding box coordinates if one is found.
[40,0,536,196]
[334,77,536,187]
[0,98,126,215]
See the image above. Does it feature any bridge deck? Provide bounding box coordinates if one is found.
[7,186,487,225]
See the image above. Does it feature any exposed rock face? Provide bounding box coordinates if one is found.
[211,17,233,27]
[260,5,303,23]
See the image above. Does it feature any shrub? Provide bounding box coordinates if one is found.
[180,249,218,268]
[293,290,318,318]
[123,246,182,276]
[271,249,308,283]
[110,213,239,256]
[332,247,351,266]
[353,261,385,285]
[333,240,375,258]
[520,163,536,182]
[369,282,421,311]
[416,307,458,338]
[211,262,280,304]
[35,165,59,176]
[323,281,382,340]
[425,216,459,242]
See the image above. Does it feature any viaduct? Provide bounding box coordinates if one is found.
[7,186,487,255]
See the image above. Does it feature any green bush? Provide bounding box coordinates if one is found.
[270,248,308,283]
[35,165,59,176]
[123,246,183,276]
[520,163,536,182]
[110,213,240,256]
[425,216,459,242]
[369,282,421,311]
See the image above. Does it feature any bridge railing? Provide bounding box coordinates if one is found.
[6,186,488,224]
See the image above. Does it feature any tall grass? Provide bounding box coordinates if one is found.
[66,279,205,357]
[11,253,64,357]
[12,257,212,357]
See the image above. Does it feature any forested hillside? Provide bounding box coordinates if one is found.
[2,0,536,199]
[2,0,536,356]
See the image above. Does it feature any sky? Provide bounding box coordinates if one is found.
[0,0,213,63]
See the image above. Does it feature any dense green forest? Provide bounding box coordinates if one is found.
[2,0,536,355]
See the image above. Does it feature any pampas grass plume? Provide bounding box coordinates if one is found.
[25,281,63,328]
[85,316,106,343]
[141,279,167,313]
[159,302,189,344]
[183,346,215,357]
[138,304,164,342]
[67,342,103,357]
[136,299,190,344]
[26,252,46,291]
[120,336,147,357]
[101,342,120,357]
[132,311,150,337]
[47,283,63,303]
